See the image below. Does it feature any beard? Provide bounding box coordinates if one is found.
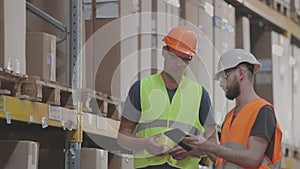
[225,76,240,100]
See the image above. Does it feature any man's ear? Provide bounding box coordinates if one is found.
[162,46,168,58]
[238,66,246,81]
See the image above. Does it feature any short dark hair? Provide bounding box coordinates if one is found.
[240,62,254,74]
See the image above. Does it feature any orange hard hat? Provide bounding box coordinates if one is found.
[162,26,198,58]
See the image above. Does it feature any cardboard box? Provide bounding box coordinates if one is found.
[81,148,108,169]
[108,154,134,169]
[39,148,108,169]
[0,0,26,73]
[26,32,56,81]
[0,140,39,169]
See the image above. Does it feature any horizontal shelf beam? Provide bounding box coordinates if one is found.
[231,0,300,39]
[0,96,119,139]
[26,1,66,32]
[0,96,77,130]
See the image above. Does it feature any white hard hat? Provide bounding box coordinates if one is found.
[215,49,261,79]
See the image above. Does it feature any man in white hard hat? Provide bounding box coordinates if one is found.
[183,49,282,169]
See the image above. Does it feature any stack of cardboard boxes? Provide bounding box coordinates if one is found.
[0,0,26,74]
[0,0,56,81]
[81,148,108,169]
[108,154,134,169]
[0,140,111,169]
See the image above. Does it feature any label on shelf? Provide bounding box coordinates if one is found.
[6,112,11,124]
[49,105,62,121]
[62,120,66,130]
[66,120,74,131]
[61,108,76,124]
[42,117,48,128]
[30,115,34,123]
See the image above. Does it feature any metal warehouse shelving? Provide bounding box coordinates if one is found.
[0,69,121,169]
[0,90,120,168]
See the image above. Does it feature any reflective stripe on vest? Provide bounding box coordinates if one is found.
[261,159,281,169]
[135,119,202,135]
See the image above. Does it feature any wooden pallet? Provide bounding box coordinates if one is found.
[18,75,74,108]
[0,67,121,118]
[81,89,98,113]
[81,89,121,119]
[0,67,28,96]
[98,91,121,120]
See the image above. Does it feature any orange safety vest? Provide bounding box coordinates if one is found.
[216,98,282,169]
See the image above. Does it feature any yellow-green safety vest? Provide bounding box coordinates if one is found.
[134,74,205,169]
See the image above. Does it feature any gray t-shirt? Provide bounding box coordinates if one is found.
[251,105,276,160]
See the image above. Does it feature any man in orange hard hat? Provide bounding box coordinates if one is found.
[118,26,217,168]
[184,49,282,169]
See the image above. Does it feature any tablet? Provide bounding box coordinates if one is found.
[163,128,192,151]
